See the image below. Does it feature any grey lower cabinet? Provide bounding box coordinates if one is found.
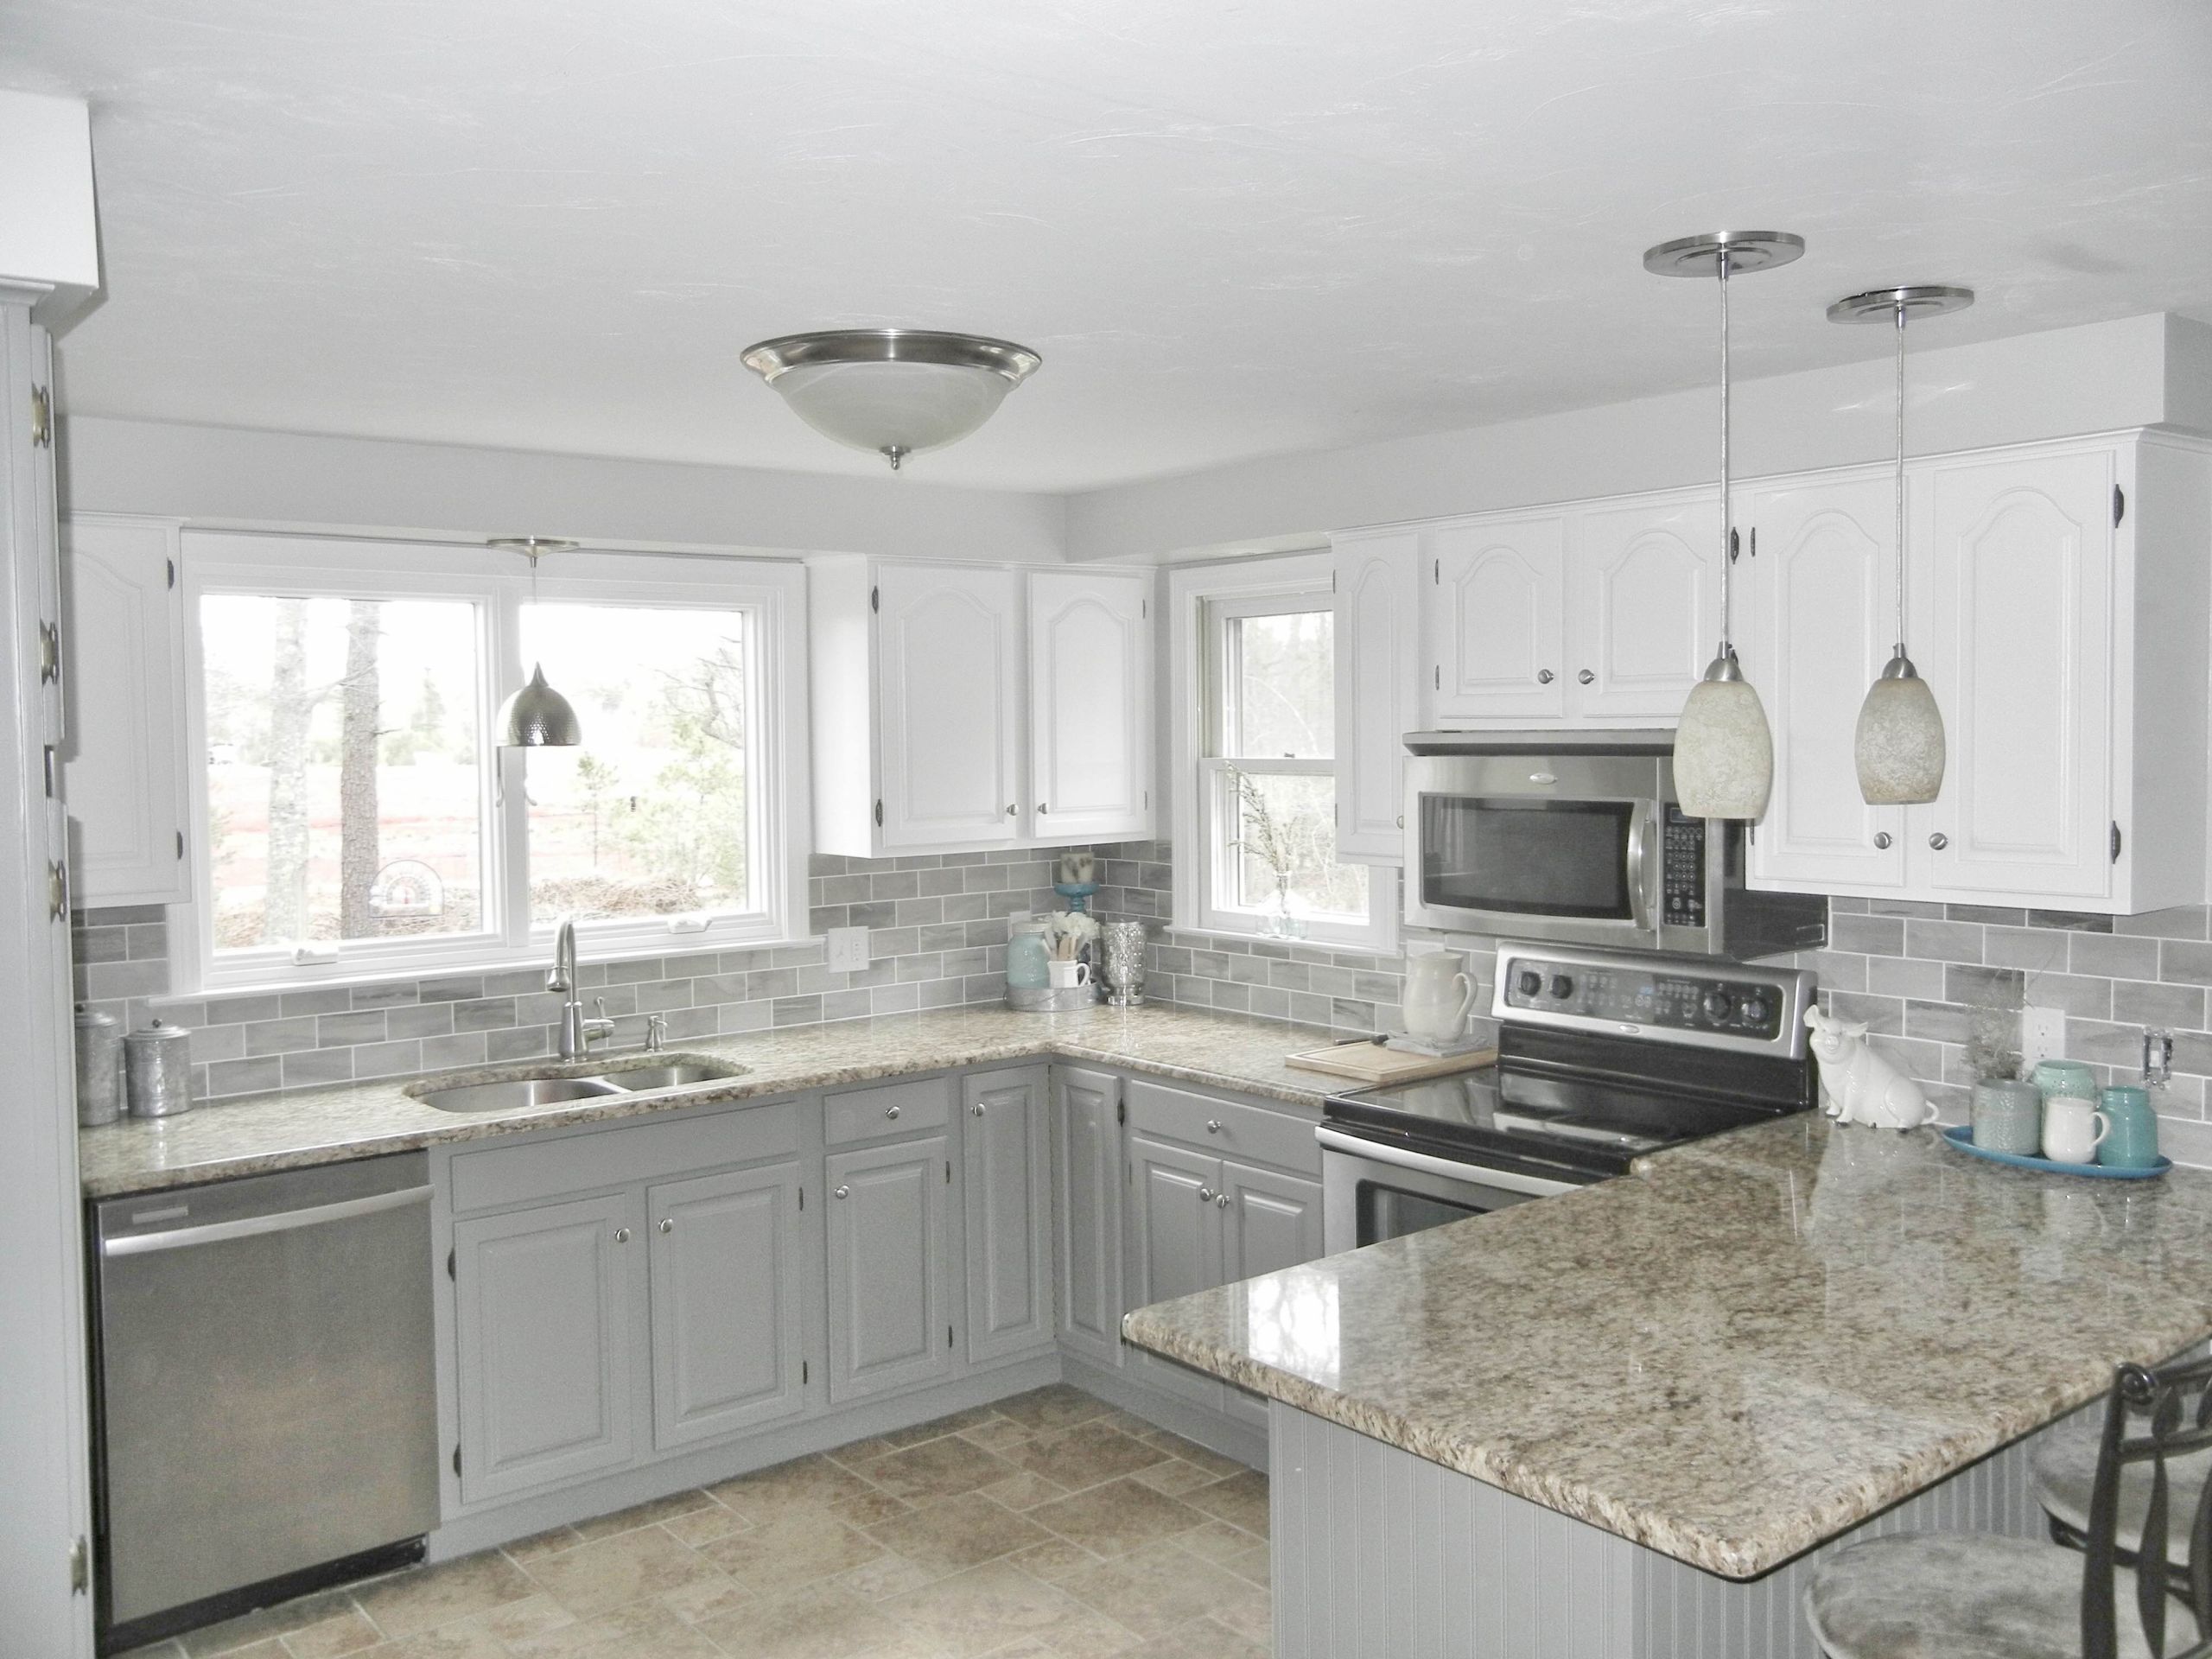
[645,1163,807,1451]
[825,1135,954,1402]
[1052,1066,1125,1369]
[962,1066,1053,1365]
[452,1192,643,1506]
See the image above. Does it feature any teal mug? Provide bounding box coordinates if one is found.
[1972,1079,2044,1157]
[2099,1085,2162,1170]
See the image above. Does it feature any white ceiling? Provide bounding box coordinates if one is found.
[4,0,2209,493]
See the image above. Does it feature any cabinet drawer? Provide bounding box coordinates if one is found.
[450,1100,801,1213]
[823,1076,952,1146]
[1125,1079,1319,1176]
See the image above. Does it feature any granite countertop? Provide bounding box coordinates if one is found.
[1122,1111,2212,1580]
[79,1003,1337,1198]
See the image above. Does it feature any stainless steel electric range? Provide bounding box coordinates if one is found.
[1319,941,1817,1254]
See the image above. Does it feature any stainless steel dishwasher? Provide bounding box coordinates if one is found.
[92,1153,440,1649]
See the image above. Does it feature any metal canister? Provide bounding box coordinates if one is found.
[124,1020,194,1119]
[74,1005,123,1127]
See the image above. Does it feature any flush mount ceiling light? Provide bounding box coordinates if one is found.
[1643,231,1805,821]
[1828,283,1976,806]
[488,537,582,747]
[740,328,1042,472]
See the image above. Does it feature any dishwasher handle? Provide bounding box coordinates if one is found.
[101,1184,433,1258]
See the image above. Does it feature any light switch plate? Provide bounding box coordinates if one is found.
[826,925,870,972]
[2020,1006,2066,1070]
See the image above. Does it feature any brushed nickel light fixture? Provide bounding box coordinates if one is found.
[490,537,582,747]
[1643,231,1806,820]
[1827,283,1975,804]
[741,328,1041,471]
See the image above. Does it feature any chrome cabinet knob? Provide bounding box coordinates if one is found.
[885,1104,900,1119]
[1197,1186,1215,1204]
[1873,832,1892,849]
[1205,1119,1222,1135]
[834,1185,850,1200]
[1006,804,1017,817]
[972,1103,987,1116]
[1577,669,1595,685]
[1929,832,1949,851]
[1216,1192,1230,1208]
[1536,669,1554,684]
[658,1217,673,1235]
[1038,803,1049,815]
[613,1227,631,1243]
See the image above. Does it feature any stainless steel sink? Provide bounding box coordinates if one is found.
[595,1061,747,1091]
[414,1076,626,1113]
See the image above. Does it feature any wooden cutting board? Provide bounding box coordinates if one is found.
[1286,1039,1497,1087]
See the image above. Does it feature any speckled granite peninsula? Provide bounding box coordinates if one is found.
[1123,1111,2212,1586]
[79,1002,1332,1196]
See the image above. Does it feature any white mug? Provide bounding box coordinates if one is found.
[2041,1096,2110,1166]
[1046,959,1090,990]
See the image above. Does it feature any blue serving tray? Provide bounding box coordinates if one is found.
[1940,1124,2170,1180]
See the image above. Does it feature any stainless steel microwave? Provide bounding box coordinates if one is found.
[1402,731,1826,960]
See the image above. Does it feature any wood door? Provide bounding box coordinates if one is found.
[453,1192,640,1505]
[1126,1133,1224,1408]
[1028,569,1152,841]
[1740,476,1910,892]
[1429,514,1567,724]
[825,1136,952,1402]
[1921,448,2114,901]
[874,563,1023,850]
[1568,493,1720,721]
[645,1162,806,1452]
[1217,1160,1325,1428]
[1052,1066,1124,1369]
[60,516,188,905]
[1332,530,1421,863]
[962,1067,1054,1365]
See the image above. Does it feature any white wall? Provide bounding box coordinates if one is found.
[56,416,1069,564]
[1067,313,2207,563]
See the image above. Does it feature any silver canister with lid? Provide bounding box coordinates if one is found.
[74,1005,123,1127]
[124,1019,194,1119]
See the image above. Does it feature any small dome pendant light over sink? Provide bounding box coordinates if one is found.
[741,329,1041,471]
[1829,284,1975,805]
[488,537,583,747]
[1644,232,1804,820]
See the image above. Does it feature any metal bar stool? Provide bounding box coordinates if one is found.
[2036,1422,2212,1593]
[1805,1354,2212,1659]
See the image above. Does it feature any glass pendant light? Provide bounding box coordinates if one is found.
[490,537,582,747]
[741,329,1042,471]
[1643,232,1805,820]
[1827,284,1975,804]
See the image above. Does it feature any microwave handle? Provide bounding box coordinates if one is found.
[1626,809,1656,932]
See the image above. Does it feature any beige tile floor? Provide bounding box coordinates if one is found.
[119,1386,1271,1659]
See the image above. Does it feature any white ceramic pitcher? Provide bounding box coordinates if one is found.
[1402,950,1477,1043]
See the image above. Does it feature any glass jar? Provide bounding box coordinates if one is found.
[1007,923,1051,991]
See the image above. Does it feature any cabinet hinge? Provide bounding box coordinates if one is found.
[798,1186,804,1211]
[68,1535,87,1595]
[2114,486,2126,529]
[167,558,176,589]
[176,829,185,860]
[874,799,884,828]
[1142,598,1148,619]
[945,1160,952,1185]
[2112,821,2124,864]
[802,1358,809,1384]
[29,385,51,448]
[446,1247,455,1281]
[42,745,56,798]
[948,1325,955,1350]
[1434,664,1441,690]
[1433,558,1440,584]
[453,1445,462,1477]
[870,586,880,613]
[1116,1098,1126,1127]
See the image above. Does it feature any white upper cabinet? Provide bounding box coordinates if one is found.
[60,514,189,906]
[811,558,1155,858]
[1741,473,1910,892]
[1027,569,1152,841]
[1567,493,1719,720]
[1429,512,1567,723]
[1332,530,1421,863]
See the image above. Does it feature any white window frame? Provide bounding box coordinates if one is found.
[1168,553,1395,952]
[181,531,810,993]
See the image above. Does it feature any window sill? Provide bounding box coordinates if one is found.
[1162,920,1398,958]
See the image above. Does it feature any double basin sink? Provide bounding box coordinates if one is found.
[407,1058,747,1114]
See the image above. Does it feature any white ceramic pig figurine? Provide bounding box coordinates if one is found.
[1804,1005,1936,1131]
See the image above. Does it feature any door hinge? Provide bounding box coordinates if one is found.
[446,1247,455,1281]
[870,586,880,613]
[2113,485,2126,529]
[68,1535,87,1595]
[874,799,884,828]
[453,1445,462,1477]
[29,385,51,448]
[2112,821,2124,864]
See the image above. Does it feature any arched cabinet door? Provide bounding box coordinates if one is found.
[1429,513,1567,724]
[1027,569,1151,841]
[1568,493,1720,721]
[874,563,1024,849]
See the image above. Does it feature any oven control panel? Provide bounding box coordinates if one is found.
[1494,943,1814,1057]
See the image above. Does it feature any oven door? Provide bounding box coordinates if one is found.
[1317,1127,1583,1255]
[1405,753,1662,944]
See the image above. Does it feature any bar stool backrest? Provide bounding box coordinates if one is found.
[2086,1353,2212,1659]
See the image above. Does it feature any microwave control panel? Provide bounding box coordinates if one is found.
[1660,805,1707,927]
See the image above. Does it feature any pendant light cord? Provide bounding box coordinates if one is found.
[1893,301,1909,659]
[1717,248,1733,658]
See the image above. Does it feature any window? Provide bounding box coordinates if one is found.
[1169,554,1394,950]
[184,534,808,990]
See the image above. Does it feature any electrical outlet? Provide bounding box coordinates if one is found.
[826,925,870,973]
[2020,1006,2066,1071]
